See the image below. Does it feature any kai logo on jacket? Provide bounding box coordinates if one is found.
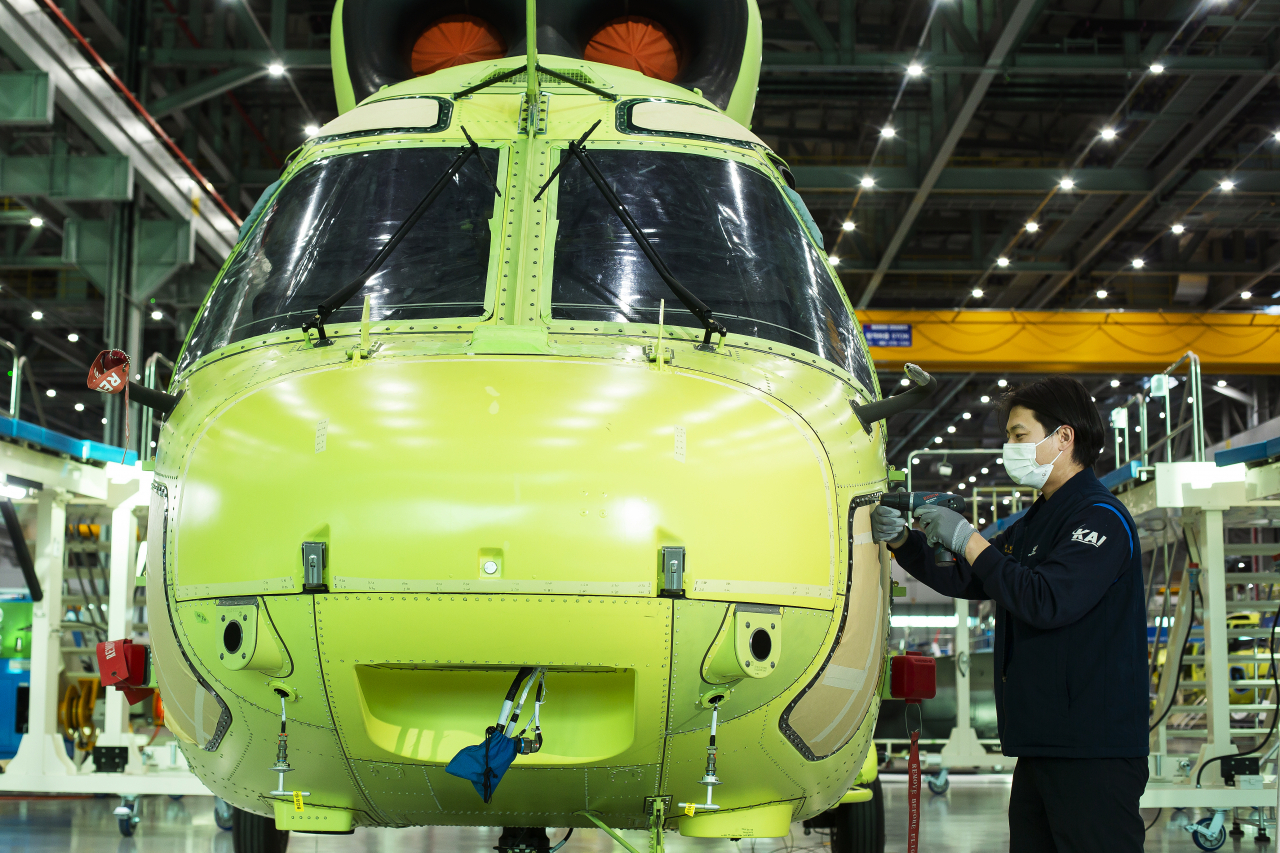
[1071,527,1107,547]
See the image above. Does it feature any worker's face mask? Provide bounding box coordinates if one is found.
[1002,427,1064,489]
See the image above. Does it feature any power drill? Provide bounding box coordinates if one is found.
[880,490,970,566]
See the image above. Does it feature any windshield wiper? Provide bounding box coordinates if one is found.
[534,122,728,348]
[301,125,501,346]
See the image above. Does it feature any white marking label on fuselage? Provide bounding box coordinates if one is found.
[315,419,329,453]
[674,426,686,462]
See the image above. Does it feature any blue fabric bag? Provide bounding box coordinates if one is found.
[445,667,545,803]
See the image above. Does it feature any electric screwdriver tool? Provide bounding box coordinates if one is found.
[880,490,970,566]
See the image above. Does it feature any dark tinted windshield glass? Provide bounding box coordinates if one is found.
[551,150,874,391]
[178,146,500,372]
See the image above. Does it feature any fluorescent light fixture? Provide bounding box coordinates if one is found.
[933,436,943,444]
[29,216,43,227]
[997,379,1008,388]
[1097,289,1108,299]
[67,332,78,342]
[268,62,285,76]
[900,377,911,386]
[30,310,42,320]
[962,412,971,420]
[1171,223,1185,234]
[828,255,840,266]
[1100,127,1117,140]
[891,615,959,628]
[1220,179,1235,191]
[45,388,55,398]
[880,126,896,138]
[947,425,957,433]
[1274,130,1280,143]
[1058,177,1075,190]
[980,395,990,403]
[304,124,320,138]
[972,288,984,298]
[906,63,925,77]
[842,221,856,231]
[912,457,920,464]
[1025,221,1039,233]
[74,403,84,412]
[1216,380,1227,387]
[980,467,989,474]
[1241,291,1251,299]
[1111,379,1121,387]
[957,482,966,489]
[101,418,107,425]
[1150,63,1165,74]
[860,175,875,188]
[151,310,163,320]
[1132,258,1144,269]
[996,257,1010,267]
[968,475,976,482]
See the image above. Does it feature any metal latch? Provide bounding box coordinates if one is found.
[301,542,327,593]
[660,546,685,597]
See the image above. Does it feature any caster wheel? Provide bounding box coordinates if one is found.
[927,776,949,795]
[1192,817,1227,851]
[117,814,136,837]
[215,797,235,831]
[231,806,290,853]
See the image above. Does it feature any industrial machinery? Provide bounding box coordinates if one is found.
[91,1,939,850]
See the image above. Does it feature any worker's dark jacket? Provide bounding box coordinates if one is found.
[891,468,1147,757]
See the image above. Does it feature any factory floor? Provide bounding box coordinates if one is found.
[0,775,1268,851]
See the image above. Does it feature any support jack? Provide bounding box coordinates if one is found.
[678,701,723,816]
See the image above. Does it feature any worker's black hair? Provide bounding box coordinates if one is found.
[999,376,1105,467]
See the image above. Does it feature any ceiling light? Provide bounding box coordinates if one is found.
[828,255,840,266]
[45,388,55,398]
[1219,179,1235,191]
[74,403,84,412]
[304,124,320,138]
[1025,221,1039,233]
[268,62,285,76]
[1241,291,1252,299]
[996,257,1010,268]
[30,310,42,320]
[1058,177,1075,190]
[1111,379,1121,387]
[842,221,855,231]
[880,126,896,139]
[934,436,942,444]
[1187,396,1194,403]
[151,310,163,320]
[900,377,911,386]
[968,475,976,483]
[1150,63,1165,74]
[912,457,920,464]
[101,417,107,425]
[1274,130,1280,143]
[1216,379,1227,387]
[1097,289,1108,299]
[29,216,43,227]
[1171,223,1185,234]
[996,457,1004,464]
[980,467,989,474]
[962,412,971,420]
[67,332,79,343]
[997,379,1008,388]
[906,63,925,77]
[947,425,957,433]
[957,482,966,490]
[980,395,990,403]
[972,288,984,298]
[860,175,875,189]
[1100,127,1117,140]
[1132,258,1144,269]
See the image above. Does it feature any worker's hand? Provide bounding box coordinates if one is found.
[871,504,909,548]
[912,504,976,556]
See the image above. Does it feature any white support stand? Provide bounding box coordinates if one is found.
[939,596,1007,771]
[0,448,209,795]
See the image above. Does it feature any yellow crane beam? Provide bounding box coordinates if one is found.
[855,310,1280,375]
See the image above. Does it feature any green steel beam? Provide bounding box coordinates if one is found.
[761,52,1276,74]
[0,153,132,201]
[793,166,1280,195]
[146,49,332,68]
[789,0,839,61]
[0,71,53,125]
[148,66,268,116]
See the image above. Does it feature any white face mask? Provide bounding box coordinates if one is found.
[1002,427,1063,489]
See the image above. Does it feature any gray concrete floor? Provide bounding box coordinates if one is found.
[0,775,1270,851]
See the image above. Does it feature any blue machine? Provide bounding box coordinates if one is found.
[0,595,32,760]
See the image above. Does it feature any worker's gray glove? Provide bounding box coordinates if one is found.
[912,504,976,556]
[871,504,908,547]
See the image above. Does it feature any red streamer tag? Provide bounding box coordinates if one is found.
[907,728,921,853]
[87,350,129,394]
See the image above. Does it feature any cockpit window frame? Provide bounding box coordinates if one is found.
[173,137,511,380]
[614,97,758,150]
[310,95,453,144]
[539,138,879,400]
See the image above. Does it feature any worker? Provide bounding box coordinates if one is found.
[874,375,1147,853]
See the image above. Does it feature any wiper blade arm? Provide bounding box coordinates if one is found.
[539,123,727,347]
[301,125,500,346]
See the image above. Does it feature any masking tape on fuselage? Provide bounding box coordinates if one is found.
[330,576,655,596]
[691,579,833,600]
[176,576,296,600]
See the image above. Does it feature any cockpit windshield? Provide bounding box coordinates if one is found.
[177,146,500,373]
[551,149,874,392]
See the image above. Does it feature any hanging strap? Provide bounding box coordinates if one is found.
[906,702,922,853]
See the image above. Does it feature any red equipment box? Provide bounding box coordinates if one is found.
[890,651,936,704]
